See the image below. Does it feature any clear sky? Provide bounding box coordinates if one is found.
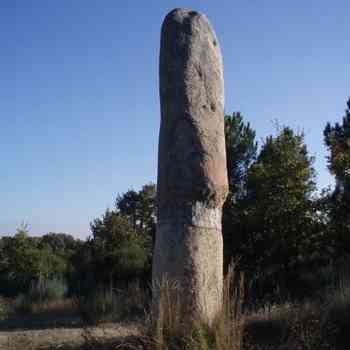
[2,0,350,237]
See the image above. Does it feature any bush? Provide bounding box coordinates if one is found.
[76,289,119,324]
[118,280,148,319]
[43,278,68,301]
[28,278,67,303]
[0,296,9,320]
[76,281,147,325]
[13,293,33,315]
[12,278,68,316]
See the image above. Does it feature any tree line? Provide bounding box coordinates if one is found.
[1,98,350,301]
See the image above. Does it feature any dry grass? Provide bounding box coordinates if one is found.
[28,299,78,317]
[57,270,349,349]
[1,298,80,331]
[0,322,141,350]
[11,295,77,318]
[212,264,245,350]
[3,273,350,349]
[244,300,336,349]
[149,263,245,350]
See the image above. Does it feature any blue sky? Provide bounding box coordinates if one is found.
[2,0,350,237]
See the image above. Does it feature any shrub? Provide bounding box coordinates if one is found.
[0,296,9,320]
[118,280,148,319]
[12,278,68,316]
[76,288,119,324]
[28,278,68,303]
[13,293,33,315]
[43,278,68,301]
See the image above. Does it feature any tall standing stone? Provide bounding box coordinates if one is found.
[153,8,228,324]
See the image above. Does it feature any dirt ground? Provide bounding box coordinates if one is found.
[0,322,141,350]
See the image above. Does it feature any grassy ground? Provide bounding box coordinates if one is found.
[0,323,141,350]
[0,297,141,350]
[1,273,350,349]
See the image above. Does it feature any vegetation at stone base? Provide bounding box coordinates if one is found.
[146,263,245,350]
[18,269,347,350]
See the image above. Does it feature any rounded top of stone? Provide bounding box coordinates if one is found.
[166,8,201,17]
[162,8,209,27]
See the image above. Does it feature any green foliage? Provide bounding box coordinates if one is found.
[0,227,76,297]
[89,210,148,286]
[224,112,257,197]
[116,184,156,261]
[225,126,325,299]
[76,281,146,325]
[223,113,257,268]
[0,296,9,320]
[76,289,119,324]
[13,293,34,315]
[246,127,317,279]
[0,232,44,293]
[11,278,68,316]
[223,115,334,299]
[324,98,350,187]
[324,97,350,257]
[116,184,156,234]
[28,278,68,303]
[39,232,82,256]
[69,240,95,295]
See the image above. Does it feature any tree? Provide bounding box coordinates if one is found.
[116,190,140,230]
[5,229,44,290]
[39,233,81,257]
[116,184,156,260]
[222,113,257,267]
[116,184,156,236]
[235,127,320,297]
[224,112,258,199]
[89,209,148,289]
[0,226,68,296]
[324,97,350,256]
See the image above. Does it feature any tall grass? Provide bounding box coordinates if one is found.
[214,264,245,350]
[149,266,350,349]
[151,263,245,350]
[6,269,350,349]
